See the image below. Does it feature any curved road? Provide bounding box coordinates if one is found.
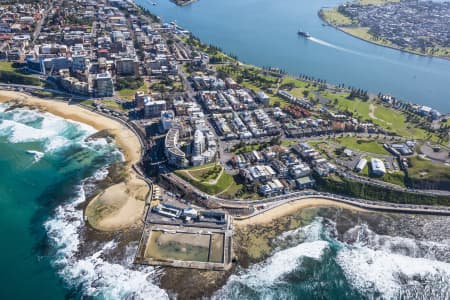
[164,173,450,216]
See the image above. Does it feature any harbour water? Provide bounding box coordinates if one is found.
[136,0,450,112]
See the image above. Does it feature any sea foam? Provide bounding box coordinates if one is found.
[215,219,329,299]
[0,107,97,152]
[336,225,450,299]
[45,185,168,300]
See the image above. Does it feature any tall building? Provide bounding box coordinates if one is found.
[72,55,89,72]
[116,57,139,76]
[160,110,175,132]
[192,129,205,156]
[144,96,167,118]
[94,72,114,97]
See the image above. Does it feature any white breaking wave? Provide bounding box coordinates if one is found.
[215,219,329,298]
[336,246,450,299]
[241,240,329,286]
[0,107,119,157]
[277,217,324,243]
[0,108,95,152]
[336,224,450,299]
[26,150,45,162]
[45,185,168,300]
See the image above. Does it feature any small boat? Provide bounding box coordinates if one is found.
[297,30,311,38]
[152,2,156,5]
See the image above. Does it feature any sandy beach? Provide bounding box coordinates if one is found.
[234,198,368,226]
[0,90,148,231]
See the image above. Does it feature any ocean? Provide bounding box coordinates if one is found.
[0,103,449,299]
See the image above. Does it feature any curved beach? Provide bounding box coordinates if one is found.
[235,198,368,226]
[0,90,148,231]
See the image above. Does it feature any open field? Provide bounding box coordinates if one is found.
[320,8,353,25]
[0,61,42,86]
[323,91,434,140]
[322,91,370,117]
[280,77,316,101]
[175,164,241,196]
[407,156,450,181]
[337,136,389,155]
[101,99,125,111]
[0,61,16,71]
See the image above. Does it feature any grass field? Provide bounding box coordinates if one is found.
[322,91,370,118]
[0,61,42,86]
[175,164,242,196]
[371,105,431,139]
[101,99,124,111]
[320,8,353,25]
[280,77,316,101]
[0,61,16,71]
[337,137,389,155]
[323,91,433,140]
[407,156,450,180]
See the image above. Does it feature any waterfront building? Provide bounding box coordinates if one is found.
[93,72,114,97]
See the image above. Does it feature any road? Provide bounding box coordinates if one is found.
[163,172,450,216]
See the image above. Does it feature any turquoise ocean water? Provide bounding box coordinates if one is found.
[0,102,449,299]
[0,103,167,299]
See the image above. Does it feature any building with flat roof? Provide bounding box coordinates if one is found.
[160,110,175,132]
[144,96,166,118]
[116,57,139,76]
[371,158,386,176]
[93,72,114,97]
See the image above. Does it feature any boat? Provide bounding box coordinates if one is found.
[297,30,311,38]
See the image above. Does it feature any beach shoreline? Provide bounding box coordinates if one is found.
[234,198,368,227]
[0,90,148,231]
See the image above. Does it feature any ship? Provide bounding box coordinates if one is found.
[297,30,311,38]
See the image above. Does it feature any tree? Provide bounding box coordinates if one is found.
[302,90,310,98]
